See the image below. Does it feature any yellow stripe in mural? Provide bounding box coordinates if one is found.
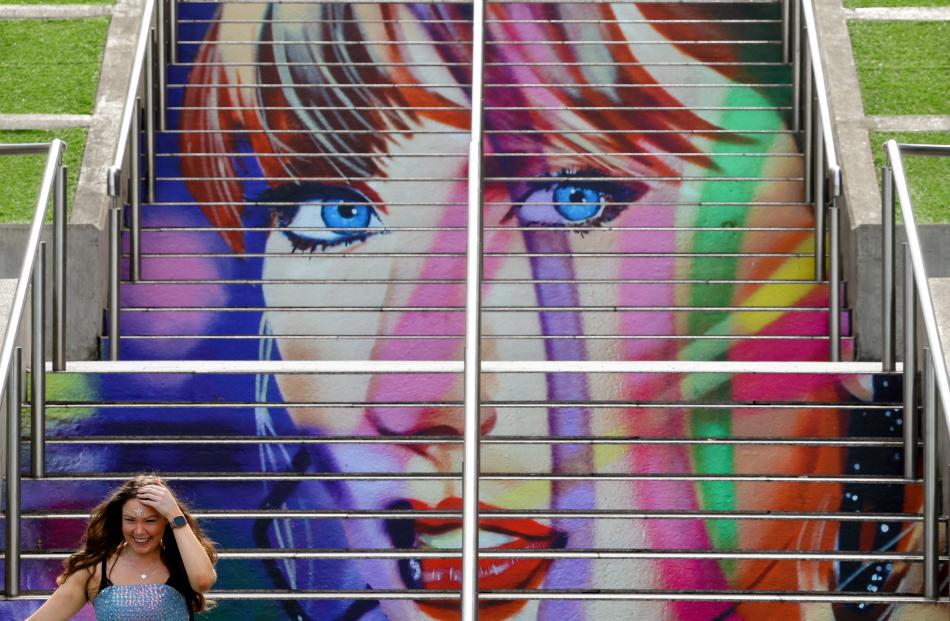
[734,237,818,334]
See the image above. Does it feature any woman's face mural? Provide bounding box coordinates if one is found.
[179,3,924,620]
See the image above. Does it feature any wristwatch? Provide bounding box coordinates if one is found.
[171,515,187,529]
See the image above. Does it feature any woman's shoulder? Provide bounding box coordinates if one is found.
[56,560,100,603]
[85,551,116,601]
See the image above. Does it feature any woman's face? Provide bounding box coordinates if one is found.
[121,498,167,557]
[259,109,807,621]
[253,5,810,618]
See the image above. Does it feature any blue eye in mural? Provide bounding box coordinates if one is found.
[321,202,373,233]
[552,184,606,222]
[261,183,383,252]
[514,169,648,228]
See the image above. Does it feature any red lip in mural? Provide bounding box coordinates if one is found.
[389,497,567,621]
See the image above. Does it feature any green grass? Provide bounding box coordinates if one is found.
[846,0,950,6]
[871,131,950,223]
[849,21,950,115]
[0,18,109,114]
[0,129,85,224]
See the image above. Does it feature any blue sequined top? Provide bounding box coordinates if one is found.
[92,558,191,621]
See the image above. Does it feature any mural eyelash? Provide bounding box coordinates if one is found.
[502,166,647,229]
[260,182,385,253]
[284,229,377,254]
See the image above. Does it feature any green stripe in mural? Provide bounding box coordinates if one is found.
[687,79,787,556]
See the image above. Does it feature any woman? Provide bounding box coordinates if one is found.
[25,475,217,621]
[170,2,917,620]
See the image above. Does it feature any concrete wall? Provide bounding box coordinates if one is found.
[850,224,950,358]
[0,223,106,360]
[934,277,950,379]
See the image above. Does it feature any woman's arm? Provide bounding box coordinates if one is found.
[24,568,91,621]
[137,483,217,593]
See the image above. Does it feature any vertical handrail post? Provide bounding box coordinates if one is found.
[131,99,143,282]
[882,165,896,371]
[145,29,157,203]
[922,349,938,599]
[31,242,46,478]
[156,0,167,131]
[791,0,802,132]
[828,203,840,361]
[109,205,122,361]
[52,164,67,371]
[813,118,825,281]
[782,0,791,63]
[802,42,814,201]
[169,0,178,65]
[462,0,486,617]
[5,347,22,596]
[903,242,917,479]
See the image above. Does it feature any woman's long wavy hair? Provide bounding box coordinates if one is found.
[58,474,217,613]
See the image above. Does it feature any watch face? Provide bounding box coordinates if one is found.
[172,515,187,529]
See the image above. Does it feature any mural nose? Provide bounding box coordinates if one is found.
[365,405,496,438]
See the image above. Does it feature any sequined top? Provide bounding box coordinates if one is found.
[92,558,191,621]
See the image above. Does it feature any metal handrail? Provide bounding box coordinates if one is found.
[881,140,950,601]
[107,0,174,359]
[800,0,841,197]
[462,0,486,616]
[0,140,68,596]
[789,0,843,361]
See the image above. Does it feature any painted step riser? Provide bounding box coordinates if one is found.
[170,57,791,80]
[39,371,898,403]
[172,0,784,24]
[119,230,819,255]
[116,256,822,282]
[3,596,930,621]
[105,309,850,338]
[9,511,919,553]
[168,101,790,120]
[100,337,855,362]
[154,179,804,198]
[139,202,819,226]
[2,594,923,621]
[142,137,804,176]
[118,281,839,297]
[168,68,791,92]
[23,441,902,477]
[5,554,926,590]
[117,282,837,307]
[14,476,915,514]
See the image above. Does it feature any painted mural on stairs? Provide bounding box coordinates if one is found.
[8,2,937,620]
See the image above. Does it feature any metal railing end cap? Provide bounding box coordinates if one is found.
[829,164,842,197]
[49,138,67,160]
[107,166,122,196]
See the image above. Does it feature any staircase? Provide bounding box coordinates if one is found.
[4,1,938,619]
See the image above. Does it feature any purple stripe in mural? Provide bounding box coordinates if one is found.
[522,228,595,618]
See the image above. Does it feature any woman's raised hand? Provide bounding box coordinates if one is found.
[137,483,183,520]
